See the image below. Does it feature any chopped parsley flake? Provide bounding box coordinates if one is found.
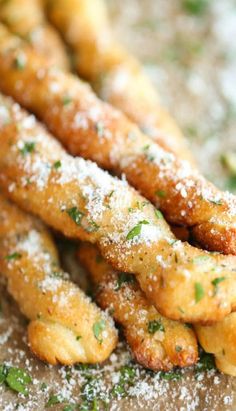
[46,394,63,407]
[14,54,26,70]
[0,365,8,384]
[211,277,226,295]
[126,220,149,240]
[195,350,215,374]
[20,141,35,156]
[5,252,22,261]
[182,0,209,16]
[136,201,149,210]
[155,209,163,219]
[169,239,178,246]
[40,382,47,391]
[80,399,99,410]
[86,220,100,233]
[155,190,166,198]
[66,207,84,226]
[142,144,155,161]
[0,365,32,395]
[93,320,106,344]
[111,364,136,398]
[108,190,114,197]
[159,370,182,381]
[62,95,72,106]
[6,367,31,395]
[175,345,183,352]
[76,335,82,341]
[115,272,135,290]
[148,320,165,334]
[194,282,204,303]
[53,160,61,169]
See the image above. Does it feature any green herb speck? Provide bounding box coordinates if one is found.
[14,54,26,70]
[20,141,35,156]
[66,207,84,226]
[5,252,22,261]
[126,220,149,240]
[195,350,215,375]
[148,320,165,334]
[182,0,209,16]
[46,394,63,407]
[194,282,204,303]
[62,95,72,106]
[211,277,226,295]
[115,272,135,290]
[93,320,106,344]
[155,190,166,198]
[53,160,61,169]
[155,209,163,219]
[6,367,32,396]
[159,370,182,381]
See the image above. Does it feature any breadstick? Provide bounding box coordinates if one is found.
[0,25,235,255]
[44,0,193,163]
[195,314,236,376]
[78,243,198,370]
[0,192,117,365]
[0,94,236,324]
[0,0,69,70]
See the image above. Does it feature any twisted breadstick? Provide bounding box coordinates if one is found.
[196,314,236,376]
[0,192,117,365]
[44,0,193,163]
[0,25,235,255]
[0,94,236,324]
[78,243,198,371]
[0,0,69,70]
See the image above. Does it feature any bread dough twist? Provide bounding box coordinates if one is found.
[0,94,235,324]
[0,25,234,255]
[0,192,117,365]
[78,243,198,371]
[44,0,193,163]
[0,0,69,70]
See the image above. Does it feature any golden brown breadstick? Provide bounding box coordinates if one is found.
[0,25,234,255]
[0,192,117,365]
[195,314,236,376]
[0,0,69,70]
[45,0,193,163]
[78,243,198,371]
[0,94,236,324]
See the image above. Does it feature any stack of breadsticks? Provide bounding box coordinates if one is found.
[0,0,235,377]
